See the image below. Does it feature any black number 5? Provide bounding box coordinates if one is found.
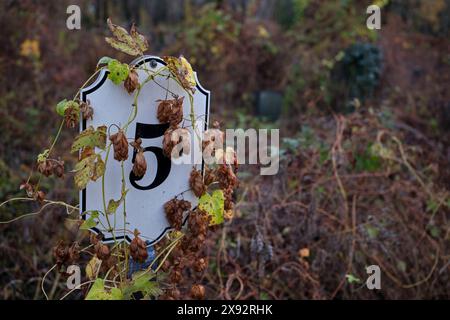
[129,122,171,190]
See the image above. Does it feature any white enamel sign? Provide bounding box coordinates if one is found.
[80,55,210,245]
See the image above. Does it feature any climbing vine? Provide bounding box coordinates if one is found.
[1,19,239,300]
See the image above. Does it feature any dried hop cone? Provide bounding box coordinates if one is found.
[37,159,53,177]
[216,164,239,190]
[89,232,103,246]
[107,256,117,270]
[100,256,118,275]
[162,127,176,158]
[52,159,65,178]
[160,260,171,273]
[130,138,147,177]
[157,99,172,123]
[38,159,64,178]
[67,242,80,263]
[109,129,129,161]
[190,284,206,300]
[64,101,80,129]
[34,190,46,203]
[193,257,208,273]
[204,167,216,186]
[188,209,210,236]
[163,127,190,158]
[130,229,148,263]
[171,255,186,269]
[53,240,68,266]
[124,68,139,94]
[224,209,234,221]
[224,189,234,211]
[166,288,181,300]
[95,242,111,261]
[187,233,207,252]
[80,100,94,120]
[133,150,147,177]
[189,169,206,197]
[169,268,183,284]
[212,120,221,129]
[157,97,184,126]
[20,182,34,197]
[164,198,191,230]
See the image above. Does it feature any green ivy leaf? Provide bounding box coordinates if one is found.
[85,256,102,280]
[80,211,99,230]
[56,99,69,116]
[85,278,123,300]
[122,271,162,299]
[71,126,107,153]
[74,154,105,189]
[107,59,129,85]
[199,190,225,226]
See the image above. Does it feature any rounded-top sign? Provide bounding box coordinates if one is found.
[80,55,210,245]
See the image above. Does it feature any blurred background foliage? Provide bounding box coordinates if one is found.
[0,0,449,299]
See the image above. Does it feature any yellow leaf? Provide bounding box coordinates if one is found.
[105,37,141,56]
[20,39,40,58]
[298,248,310,258]
[199,190,225,226]
[71,126,107,153]
[74,154,105,189]
[163,55,196,93]
[257,25,270,38]
[130,23,149,52]
[105,19,148,56]
[85,256,102,280]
